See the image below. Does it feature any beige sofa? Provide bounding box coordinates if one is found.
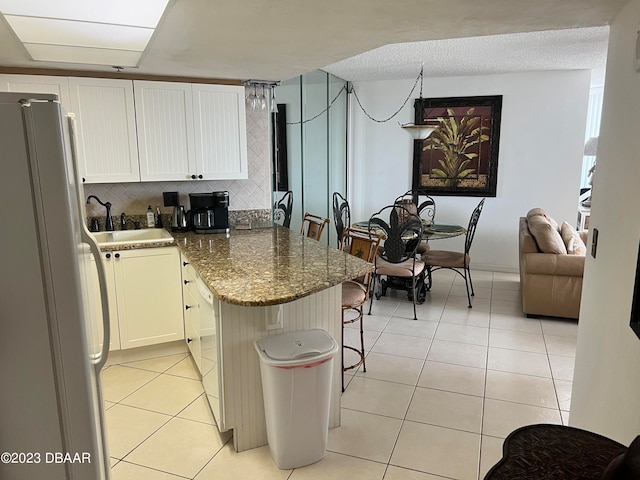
[519,210,588,320]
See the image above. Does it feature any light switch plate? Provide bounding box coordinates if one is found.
[591,228,599,258]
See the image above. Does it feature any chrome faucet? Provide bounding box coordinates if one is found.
[86,195,114,231]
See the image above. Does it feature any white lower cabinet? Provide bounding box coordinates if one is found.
[104,247,184,350]
[181,254,225,429]
[88,252,121,352]
[183,285,202,372]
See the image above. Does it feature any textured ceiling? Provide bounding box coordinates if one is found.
[323,27,610,84]
[0,0,626,82]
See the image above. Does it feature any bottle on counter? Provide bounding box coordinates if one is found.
[155,207,163,228]
[146,205,155,228]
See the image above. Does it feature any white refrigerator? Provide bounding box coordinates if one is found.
[0,92,110,479]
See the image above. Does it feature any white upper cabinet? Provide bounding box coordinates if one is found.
[69,77,140,183]
[192,84,248,180]
[134,81,197,182]
[0,74,71,110]
[2,74,248,183]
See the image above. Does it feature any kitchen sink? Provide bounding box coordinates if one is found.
[90,229,175,247]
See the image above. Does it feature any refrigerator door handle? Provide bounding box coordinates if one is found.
[82,227,111,371]
[67,113,111,372]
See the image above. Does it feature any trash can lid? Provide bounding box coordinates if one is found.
[255,329,336,361]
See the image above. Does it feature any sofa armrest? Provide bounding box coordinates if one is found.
[579,230,588,244]
[523,252,585,276]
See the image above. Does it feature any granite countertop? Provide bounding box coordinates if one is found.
[172,227,373,306]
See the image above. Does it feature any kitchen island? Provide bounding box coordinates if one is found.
[172,226,372,452]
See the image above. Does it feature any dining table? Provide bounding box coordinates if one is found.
[352,220,467,241]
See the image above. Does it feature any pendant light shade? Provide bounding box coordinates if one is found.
[401,123,437,140]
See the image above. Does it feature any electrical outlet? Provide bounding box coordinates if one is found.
[265,304,284,331]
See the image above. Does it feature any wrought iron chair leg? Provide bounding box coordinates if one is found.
[367,274,376,315]
[412,276,418,320]
[359,307,366,372]
[467,267,475,296]
[425,266,433,291]
[464,269,472,308]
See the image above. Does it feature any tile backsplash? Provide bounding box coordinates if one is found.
[84,108,271,218]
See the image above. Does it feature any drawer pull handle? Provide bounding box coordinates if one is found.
[185,305,192,310]
[183,261,189,266]
[187,338,193,343]
[184,280,191,285]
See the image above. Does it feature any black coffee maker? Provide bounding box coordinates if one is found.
[189,191,229,234]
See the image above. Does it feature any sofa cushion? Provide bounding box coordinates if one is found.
[560,221,587,255]
[528,214,567,254]
[527,208,559,231]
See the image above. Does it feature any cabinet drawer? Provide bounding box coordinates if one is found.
[185,317,202,374]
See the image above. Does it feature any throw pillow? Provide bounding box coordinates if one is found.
[560,221,587,255]
[528,214,567,254]
[527,208,560,231]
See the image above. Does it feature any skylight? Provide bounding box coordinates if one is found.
[0,0,170,67]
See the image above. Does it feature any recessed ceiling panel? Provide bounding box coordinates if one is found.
[24,44,142,67]
[0,0,170,28]
[5,16,153,50]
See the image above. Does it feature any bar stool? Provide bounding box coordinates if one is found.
[339,227,383,391]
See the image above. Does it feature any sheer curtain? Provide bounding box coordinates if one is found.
[581,85,604,188]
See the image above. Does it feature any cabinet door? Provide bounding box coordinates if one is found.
[69,77,139,183]
[0,74,71,110]
[86,252,120,352]
[100,253,121,351]
[183,287,202,373]
[134,81,197,182]
[114,247,184,349]
[192,84,248,180]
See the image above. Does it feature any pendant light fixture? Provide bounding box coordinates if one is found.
[400,65,437,140]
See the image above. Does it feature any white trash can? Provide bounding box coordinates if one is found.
[254,329,338,469]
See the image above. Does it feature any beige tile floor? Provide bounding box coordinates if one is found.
[103,270,577,480]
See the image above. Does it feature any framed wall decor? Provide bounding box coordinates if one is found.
[412,95,502,197]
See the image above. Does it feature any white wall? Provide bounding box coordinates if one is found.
[349,70,591,271]
[570,0,640,444]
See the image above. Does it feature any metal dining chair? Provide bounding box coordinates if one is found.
[273,191,293,228]
[395,190,436,254]
[367,204,426,320]
[422,198,485,307]
[339,227,383,391]
[300,212,330,241]
[332,192,351,248]
[394,190,436,224]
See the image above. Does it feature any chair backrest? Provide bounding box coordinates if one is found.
[340,227,383,289]
[368,205,423,263]
[301,212,330,241]
[395,189,436,224]
[273,191,293,228]
[332,192,351,248]
[464,198,485,254]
